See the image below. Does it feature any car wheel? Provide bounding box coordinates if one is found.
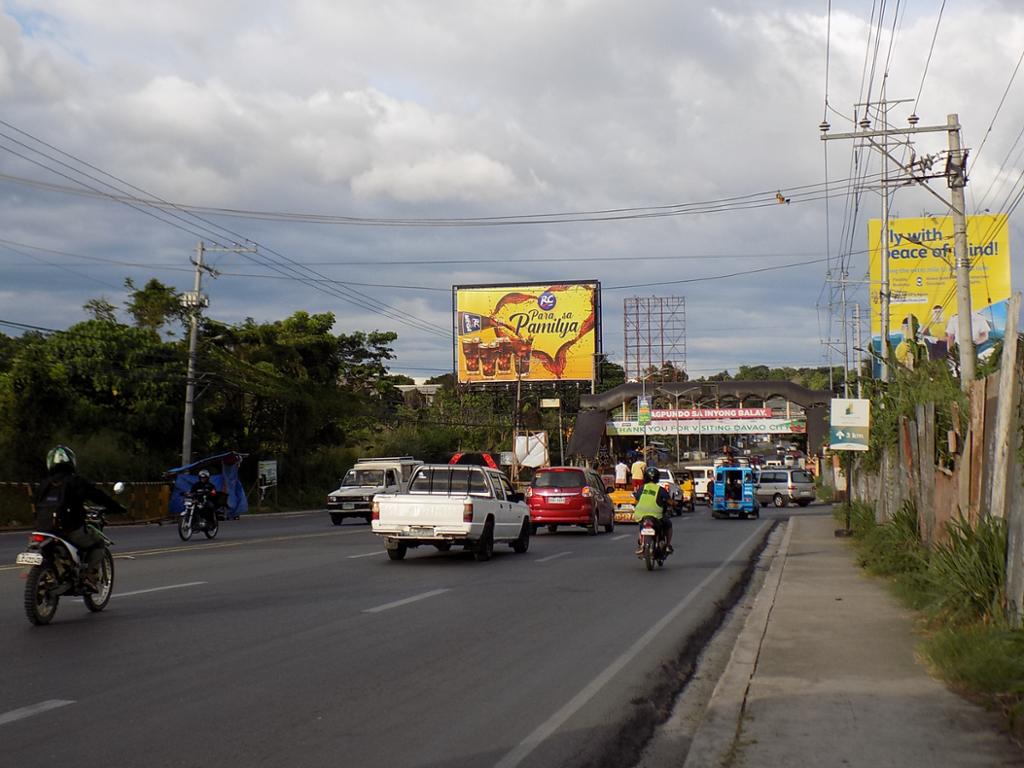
[772,493,786,508]
[588,514,599,536]
[531,523,539,536]
[475,520,495,562]
[386,542,407,561]
[330,513,344,526]
[512,520,530,554]
[604,518,614,534]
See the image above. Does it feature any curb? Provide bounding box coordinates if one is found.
[681,517,795,768]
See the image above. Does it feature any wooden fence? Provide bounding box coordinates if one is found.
[849,292,1024,626]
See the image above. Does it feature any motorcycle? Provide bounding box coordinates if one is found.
[17,482,125,626]
[636,515,670,571]
[178,492,219,541]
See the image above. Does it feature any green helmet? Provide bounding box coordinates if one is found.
[46,444,77,473]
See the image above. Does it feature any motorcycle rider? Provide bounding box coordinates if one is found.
[34,445,126,591]
[633,465,674,555]
[190,469,224,528]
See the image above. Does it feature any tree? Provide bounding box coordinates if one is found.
[124,278,184,334]
[83,297,118,323]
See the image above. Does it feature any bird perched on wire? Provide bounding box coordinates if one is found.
[776,190,791,204]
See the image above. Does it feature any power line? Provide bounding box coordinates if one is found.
[913,0,946,114]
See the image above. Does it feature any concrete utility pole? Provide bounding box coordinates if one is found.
[180,242,210,467]
[854,303,864,398]
[180,240,257,467]
[821,105,974,388]
[947,113,976,388]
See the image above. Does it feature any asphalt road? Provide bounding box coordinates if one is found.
[0,506,810,768]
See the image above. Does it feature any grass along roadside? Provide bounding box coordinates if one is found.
[837,501,1024,739]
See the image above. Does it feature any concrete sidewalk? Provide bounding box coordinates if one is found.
[683,513,1023,768]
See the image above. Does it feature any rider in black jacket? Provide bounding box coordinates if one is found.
[190,469,224,527]
[34,445,126,589]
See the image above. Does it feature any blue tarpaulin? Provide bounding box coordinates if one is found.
[165,451,249,519]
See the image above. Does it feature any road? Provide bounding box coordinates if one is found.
[0,506,809,768]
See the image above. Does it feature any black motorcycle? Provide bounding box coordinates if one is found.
[178,492,219,541]
[18,506,116,625]
[636,515,670,571]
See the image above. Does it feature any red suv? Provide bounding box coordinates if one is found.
[526,467,615,535]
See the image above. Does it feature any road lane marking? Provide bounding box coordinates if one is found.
[0,699,75,727]
[114,581,207,598]
[347,550,384,559]
[363,588,450,614]
[611,534,630,541]
[0,529,372,572]
[535,551,572,563]
[494,521,771,768]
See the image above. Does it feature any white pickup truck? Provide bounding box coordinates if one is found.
[371,464,531,561]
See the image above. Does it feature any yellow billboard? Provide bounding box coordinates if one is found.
[867,214,1011,368]
[453,282,601,384]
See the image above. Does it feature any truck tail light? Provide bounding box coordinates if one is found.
[31,533,46,543]
[525,487,534,499]
[463,502,474,522]
[371,501,380,521]
[581,486,592,497]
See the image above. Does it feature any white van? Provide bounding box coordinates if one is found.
[685,465,716,504]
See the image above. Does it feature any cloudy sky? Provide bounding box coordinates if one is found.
[2,0,1023,382]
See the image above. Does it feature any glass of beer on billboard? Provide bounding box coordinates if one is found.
[462,336,482,373]
[496,337,514,374]
[513,336,533,375]
[479,341,498,378]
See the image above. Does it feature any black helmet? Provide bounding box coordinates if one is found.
[198,469,210,481]
[644,466,660,484]
[46,444,76,474]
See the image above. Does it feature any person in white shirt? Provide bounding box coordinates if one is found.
[614,458,629,489]
[945,312,992,349]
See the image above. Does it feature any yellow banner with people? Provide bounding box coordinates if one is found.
[454,282,600,384]
[867,214,1011,369]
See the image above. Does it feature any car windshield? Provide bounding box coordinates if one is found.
[342,469,385,487]
[657,469,672,482]
[532,470,585,489]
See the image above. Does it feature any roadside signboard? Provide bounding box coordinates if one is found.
[540,398,561,409]
[258,460,278,486]
[637,396,652,425]
[829,398,870,451]
[453,281,601,384]
[867,214,1011,372]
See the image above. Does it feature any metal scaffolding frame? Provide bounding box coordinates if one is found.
[623,296,688,382]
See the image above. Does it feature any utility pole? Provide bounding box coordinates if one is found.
[180,242,210,467]
[821,103,972,388]
[180,240,257,467]
[854,303,864,398]
[948,113,976,388]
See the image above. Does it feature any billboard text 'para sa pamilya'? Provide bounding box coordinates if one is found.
[453,282,601,384]
[868,214,1011,373]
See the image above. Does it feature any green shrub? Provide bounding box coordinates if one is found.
[855,500,927,577]
[927,515,1007,625]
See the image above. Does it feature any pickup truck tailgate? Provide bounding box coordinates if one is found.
[375,495,469,528]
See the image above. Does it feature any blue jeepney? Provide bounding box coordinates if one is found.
[711,465,761,519]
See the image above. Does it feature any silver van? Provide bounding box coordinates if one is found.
[755,468,816,507]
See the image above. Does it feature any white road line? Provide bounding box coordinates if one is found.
[0,699,75,727]
[347,550,384,559]
[114,581,207,598]
[535,551,572,563]
[363,588,450,614]
[494,521,770,768]
[611,534,630,541]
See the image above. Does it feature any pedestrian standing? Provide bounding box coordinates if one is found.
[630,455,647,492]
[614,458,629,490]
